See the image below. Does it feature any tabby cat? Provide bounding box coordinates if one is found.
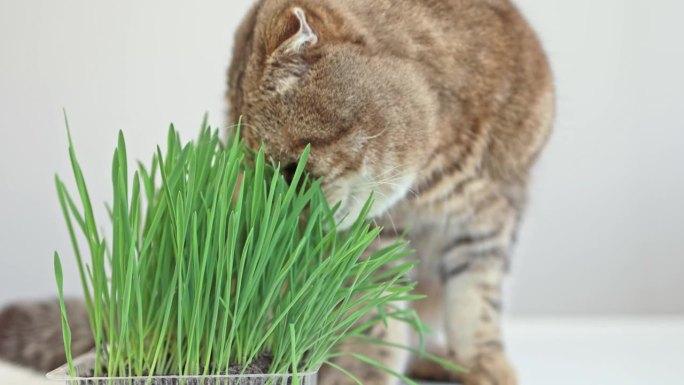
[227,1,553,385]
[0,1,552,384]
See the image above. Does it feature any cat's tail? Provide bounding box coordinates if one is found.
[0,299,94,373]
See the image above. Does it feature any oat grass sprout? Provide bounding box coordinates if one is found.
[54,117,435,381]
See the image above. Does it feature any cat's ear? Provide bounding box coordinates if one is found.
[267,7,319,56]
[284,7,318,53]
[261,7,319,95]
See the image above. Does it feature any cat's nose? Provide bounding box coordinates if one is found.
[281,162,298,185]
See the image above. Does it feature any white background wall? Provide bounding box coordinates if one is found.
[0,0,682,315]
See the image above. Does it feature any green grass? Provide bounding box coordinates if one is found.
[54,116,428,379]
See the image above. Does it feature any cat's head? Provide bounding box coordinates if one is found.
[230,2,437,228]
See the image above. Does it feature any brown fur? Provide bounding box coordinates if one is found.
[228,1,553,385]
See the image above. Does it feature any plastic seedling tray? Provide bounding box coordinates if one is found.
[47,353,318,385]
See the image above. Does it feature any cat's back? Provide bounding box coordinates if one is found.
[345,0,554,181]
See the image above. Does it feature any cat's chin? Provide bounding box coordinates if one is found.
[332,173,415,231]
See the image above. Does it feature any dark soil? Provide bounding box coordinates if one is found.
[226,352,273,375]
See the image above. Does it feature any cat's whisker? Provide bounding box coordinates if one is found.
[360,172,410,189]
[384,211,401,238]
[374,165,405,178]
[225,122,261,131]
[357,128,388,142]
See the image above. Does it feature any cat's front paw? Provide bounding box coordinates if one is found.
[319,363,398,385]
[461,352,517,385]
[408,355,460,382]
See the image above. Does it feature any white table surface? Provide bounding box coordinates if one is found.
[3,317,683,385]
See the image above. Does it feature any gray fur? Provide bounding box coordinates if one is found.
[0,299,93,372]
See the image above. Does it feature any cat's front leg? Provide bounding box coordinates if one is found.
[318,301,412,385]
[319,229,413,385]
[443,257,516,385]
[440,201,520,385]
